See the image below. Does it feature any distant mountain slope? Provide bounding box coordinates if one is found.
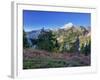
[25,23,91,49]
[26,30,41,39]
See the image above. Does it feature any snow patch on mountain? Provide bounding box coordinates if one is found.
[61,22,73,29]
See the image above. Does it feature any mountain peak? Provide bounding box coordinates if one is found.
[61,22,73,29]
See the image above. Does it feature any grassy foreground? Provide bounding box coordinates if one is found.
[23,48,90,69]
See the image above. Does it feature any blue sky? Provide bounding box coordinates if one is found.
[23,10,91,32]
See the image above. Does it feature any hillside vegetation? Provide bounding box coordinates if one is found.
[23,25,91,69]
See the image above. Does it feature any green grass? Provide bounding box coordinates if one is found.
[23,57,88,69]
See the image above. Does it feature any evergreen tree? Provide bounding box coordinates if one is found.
[80,40,91,56]
[37,30,57,52]
[85,40,91,56]
[23,30,30,48]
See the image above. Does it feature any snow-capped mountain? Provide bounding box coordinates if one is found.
[24,23,91,48]
[26,23,90,40]
[60,22,73,29]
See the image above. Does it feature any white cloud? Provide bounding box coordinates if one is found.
[61,22,73,29]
